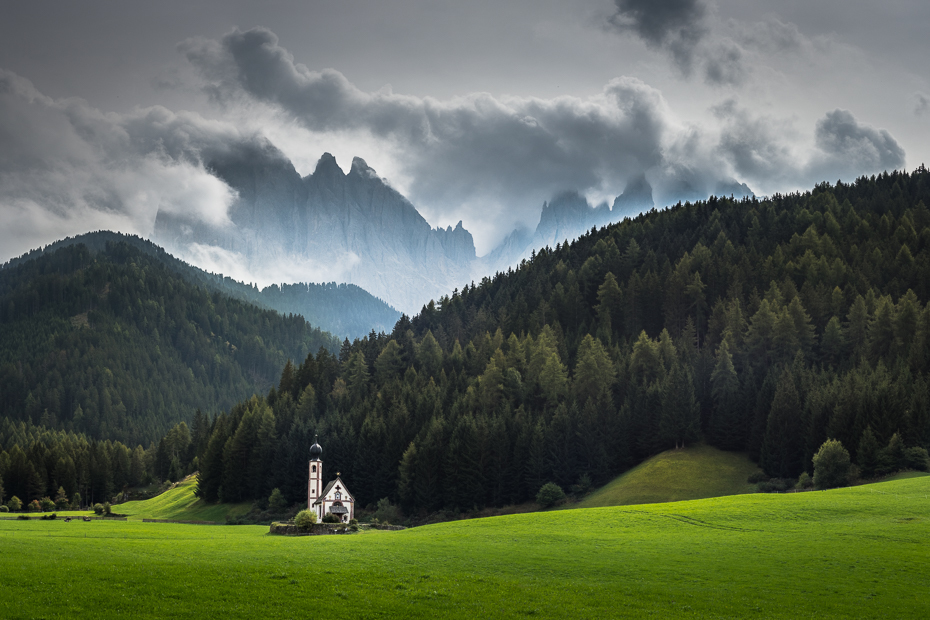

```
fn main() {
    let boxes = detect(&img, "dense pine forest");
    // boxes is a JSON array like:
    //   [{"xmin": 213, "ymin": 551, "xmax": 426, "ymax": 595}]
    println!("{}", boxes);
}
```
[
  {"xmin": 0, "ymin": 417, "xmax": 203, "ymax": 509},
  {"xmin": 4, "ymin": 168, "xmax": 930, "ymax": 515},
  {"xmin": 0, "ymin": 241, "xmax": 340, "ymax": 445}
]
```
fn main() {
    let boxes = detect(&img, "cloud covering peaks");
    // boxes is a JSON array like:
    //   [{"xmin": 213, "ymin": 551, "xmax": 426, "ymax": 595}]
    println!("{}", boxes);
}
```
[
  {"xmin": 181, "ymin": 27, "xmax": 756, "ymax": 245},
  {"xmin": 0, "ymin": 68, "xmax": 265, "ymax": 262}
]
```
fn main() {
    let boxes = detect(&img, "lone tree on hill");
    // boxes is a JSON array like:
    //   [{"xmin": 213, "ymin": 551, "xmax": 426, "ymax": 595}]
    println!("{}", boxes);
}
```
[
  {"xmin": 268, "ymin": 488, "xmax": 288, "ymax": 514},
  {"xmin": 813, "ymin": 439, "xmax": 851, "ymax": 489},
  {"xmin": 536, "ymin": 482, "xmax": 566, "ymax": 508}
]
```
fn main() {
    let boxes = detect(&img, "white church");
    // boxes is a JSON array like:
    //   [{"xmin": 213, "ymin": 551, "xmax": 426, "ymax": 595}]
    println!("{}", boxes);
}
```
[{"xmin": 307, "ymin": 436, "xmax": 355, "ymax": 522}]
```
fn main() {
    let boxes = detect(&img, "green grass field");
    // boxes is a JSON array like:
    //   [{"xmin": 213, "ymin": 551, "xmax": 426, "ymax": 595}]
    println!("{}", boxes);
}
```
[
  {"xmin": 577, "ymin": 443, "xmax": 762, "ymax": 508},
  {"xmin": 1, "ymin": 475, "xmax": 928, "ymax": 619}
]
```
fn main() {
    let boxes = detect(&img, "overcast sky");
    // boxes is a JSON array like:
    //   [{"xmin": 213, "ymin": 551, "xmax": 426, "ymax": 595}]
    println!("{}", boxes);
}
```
[{"xmin": 1, "ymin": 0, "xmax": 928, "ymax": 262}]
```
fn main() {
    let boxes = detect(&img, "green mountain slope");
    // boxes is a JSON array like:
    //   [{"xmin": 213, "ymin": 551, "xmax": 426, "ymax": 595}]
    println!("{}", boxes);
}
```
[
  {"xmin": 577, "ymin": 443, "xmax": 760, "ymax": 508},
  {"xmin": 0, "ymin": 240, "xmax": 341, "ymax": 444},
  {"xmin": 2, "ymin": 476, "xmax": 929, "ymax": 618}
]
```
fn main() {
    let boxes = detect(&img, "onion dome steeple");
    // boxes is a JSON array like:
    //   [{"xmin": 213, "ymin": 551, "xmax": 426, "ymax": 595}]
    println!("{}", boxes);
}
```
[{"xmin": 309, "ymin": 435, "xmax": 322, "ymax": 461}]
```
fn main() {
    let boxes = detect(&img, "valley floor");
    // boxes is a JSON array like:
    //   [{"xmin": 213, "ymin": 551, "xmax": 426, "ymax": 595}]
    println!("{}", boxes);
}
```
[{"xmin": 2, "ymin": 476, "xmax": 929, "ymax": 618}]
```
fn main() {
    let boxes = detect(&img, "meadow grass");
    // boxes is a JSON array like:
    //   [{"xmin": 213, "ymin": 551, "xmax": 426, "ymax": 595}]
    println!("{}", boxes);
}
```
[
  {"xmin": 577, "ymin": 443, "xmax": 762, "ymax": 508},
  {"xmin": 1, "ymin": 475, "xmax": 928, "ymax": 619}
]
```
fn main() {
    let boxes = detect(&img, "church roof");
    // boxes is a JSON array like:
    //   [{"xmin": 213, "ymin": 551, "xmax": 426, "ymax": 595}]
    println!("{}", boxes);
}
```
[
  {"xmin": 329, "ymin": 505, "xmax": 349, "ymax": 514},
  {"xmin": 311, "ymin": 477, "xmax": 354, "ymax": 506}
]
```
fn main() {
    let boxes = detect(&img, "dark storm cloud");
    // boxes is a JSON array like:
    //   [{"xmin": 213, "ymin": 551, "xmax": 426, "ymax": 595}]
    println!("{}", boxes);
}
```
[
  {"xmin": 181, "ymin": 26, "xmax": 912, "ymax": 229},
  {"xmin": 608, "ymin": 0, "xmax": 707, "ymax": 75},
  {"xmin": 607, "ymin": 6, "xmax": 828, "ymax": 89},
  {"xmin": 182, "ymin": 27, "xmax": 682, "ymax": 228}
]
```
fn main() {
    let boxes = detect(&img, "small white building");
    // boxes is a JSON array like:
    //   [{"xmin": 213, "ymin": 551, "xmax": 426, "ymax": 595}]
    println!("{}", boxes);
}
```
[{"xmin": 307, "ymin": 437, "xmax": 355, "ymax": 522}]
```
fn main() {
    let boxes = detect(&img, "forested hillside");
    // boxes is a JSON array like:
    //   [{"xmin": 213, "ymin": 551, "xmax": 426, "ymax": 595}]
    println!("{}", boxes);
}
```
[
  {"xmin": 0, "ymin": 418, "xmax": 197, "ymax": 508},
  {"xmin": 6, "ymin": 169, "xmax": 930, "ymax": 514},
  {"xmin": 0, "ymin": 241, "xmax": 340, "ymax": 445},
  {"xmin": 5, "ymin": 231, "xmax": 400, "ymax": 339},
  {"xmin": 175, "ymin": 167, "xmax": 930, "ymax": 515}
]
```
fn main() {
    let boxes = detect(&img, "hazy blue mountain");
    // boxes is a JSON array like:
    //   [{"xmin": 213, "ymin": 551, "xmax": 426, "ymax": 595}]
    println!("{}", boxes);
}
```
[
  {"xmin": 611, "ymin": 173, "xmax": 655, "ymax": 219},
  {"xmin": 153, "ymin": 143, "xmax": 750, "ymax": 316},
  {"xmin": 155, "ymin": 149, "xmax": 475, "ymax": 315},
  {"xmin": 482, "ymin": 176, "xmax": 657, "ymax": 273}
]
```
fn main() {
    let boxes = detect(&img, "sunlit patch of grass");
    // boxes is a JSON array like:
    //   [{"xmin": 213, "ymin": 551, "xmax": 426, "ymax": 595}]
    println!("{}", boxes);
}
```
[
  {"xmin": 577, "ymin": 443, "xmax": 762, "ymax": 508},
  {"xmin": 117, "ymin": 476, "xmax": 251, "ymax": 522}
]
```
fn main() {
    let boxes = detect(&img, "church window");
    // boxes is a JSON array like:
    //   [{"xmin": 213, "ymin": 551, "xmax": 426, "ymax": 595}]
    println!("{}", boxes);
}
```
[
  {"xmin": 335, "ymin": 492, "xmax": 342, "ymax": 500},
  {"xmin": 312, "ymin": 465, "xmax": 316, "ymax": 472}
]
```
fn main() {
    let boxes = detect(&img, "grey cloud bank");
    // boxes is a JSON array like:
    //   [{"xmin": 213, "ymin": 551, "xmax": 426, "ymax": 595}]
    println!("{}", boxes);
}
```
[
  {"xmin": 176, "ymin": 27, "xmax": 906, "ymax": 244},
  {"xmin": 0, "ymin": 14, "xmax": 915, "ymax": 288}
]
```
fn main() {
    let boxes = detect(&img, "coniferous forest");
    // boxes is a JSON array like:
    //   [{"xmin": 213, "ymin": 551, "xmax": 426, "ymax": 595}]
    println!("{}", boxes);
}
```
[
  {"xmin": 4, "ymin": 168, "xmax": 930, "ymax": 514},
  {"xmin": 0, "ymin": 241, "xmax": 340, "ymax": 445}
]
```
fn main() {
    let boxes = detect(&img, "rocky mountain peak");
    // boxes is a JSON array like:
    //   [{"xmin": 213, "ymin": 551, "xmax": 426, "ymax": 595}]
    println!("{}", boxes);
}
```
[
  {"xmin": 349, "ymin": 156, "xmax": 378, "ymax": 179},
  {"xmin": 313, "ymin": 152, "xmax": 345, "ymax": 177},
  {"xmin": 612, "ymin": 173, "xmax": 654, "ymax": 219}
]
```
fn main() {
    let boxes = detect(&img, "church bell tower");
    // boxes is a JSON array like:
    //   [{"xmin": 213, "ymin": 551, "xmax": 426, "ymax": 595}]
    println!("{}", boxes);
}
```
[{"xmin": 307, "ymin": 435, "xmax": 323, "ymax": 509}]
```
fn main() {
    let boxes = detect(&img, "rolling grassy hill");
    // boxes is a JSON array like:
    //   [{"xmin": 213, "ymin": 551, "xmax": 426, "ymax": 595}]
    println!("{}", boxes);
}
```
[
  {"xmin": 577, "ymin": 443, "xmax": 762, "ymax": 508},
  {"xmin": 1, "ymin": 475, "xmax": 928, "ymax": 618},
  {"xmin": 115, "ymin": 477, "xmax": 252, "ymax": 522}
]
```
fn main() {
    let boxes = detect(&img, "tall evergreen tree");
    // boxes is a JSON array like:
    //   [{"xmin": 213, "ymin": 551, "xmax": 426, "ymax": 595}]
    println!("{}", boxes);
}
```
[{"xmin": 761, "ymin": 370, "xmax": 805, "ymax": 478}]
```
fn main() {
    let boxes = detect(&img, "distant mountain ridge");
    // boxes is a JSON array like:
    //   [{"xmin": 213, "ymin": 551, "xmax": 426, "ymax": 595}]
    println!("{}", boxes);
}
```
[
  {"xmin": 481, "ymin": 174, "xmax": 657, "ymax": 273},
  {"xmin": 154, "ymin": 144, "xmax": 750, "ymax": 313},
  {"xmin": 155, "ymin": 146, "xmax": 475, "ymax": 315}
]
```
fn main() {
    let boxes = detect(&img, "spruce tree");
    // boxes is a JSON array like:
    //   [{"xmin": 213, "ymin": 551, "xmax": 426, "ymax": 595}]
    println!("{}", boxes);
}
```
[
  {"xmin": 659, "ymin": 364, "xmax": 700, "ymax": 450},
  {"xmin": 857, "ymin": 426, "xmax": 880, "ymax": 479},
  {"xmin": 710, "ymin": 341, "xmax": 741, "ymax": 449},
  {"xmin": 761, "ymin": 370, "xmax": 804, "ymax": 478}
]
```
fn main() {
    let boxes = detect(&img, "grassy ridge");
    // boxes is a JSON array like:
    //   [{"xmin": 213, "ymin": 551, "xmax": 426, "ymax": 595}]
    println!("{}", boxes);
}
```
[
  {"xmin": 115, "ymin": 477, "xmax": 251, "ymax": 522},
  {"xmin": 577, "ymin": 443, "xmax": 762, "ymax": 508},
  {"xmin": 1, "ymin": 476, "xmax": 929, "ymax": 618}
]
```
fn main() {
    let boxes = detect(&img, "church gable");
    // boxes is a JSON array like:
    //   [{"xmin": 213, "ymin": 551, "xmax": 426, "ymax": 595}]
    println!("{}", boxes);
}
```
[{"xmin": 322, "ymin": 477, "xmax": 354, "ymax": 503}]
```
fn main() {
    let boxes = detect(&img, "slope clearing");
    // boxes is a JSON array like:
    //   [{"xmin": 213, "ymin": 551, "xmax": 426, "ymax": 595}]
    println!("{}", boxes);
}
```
[
  {"xmin": 578, "ymin": 443, "xmax": 762, "ymax": 508},
  {"xmin": 1, "ymin": 476, "xmax": 928, "ymax": 619}
]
